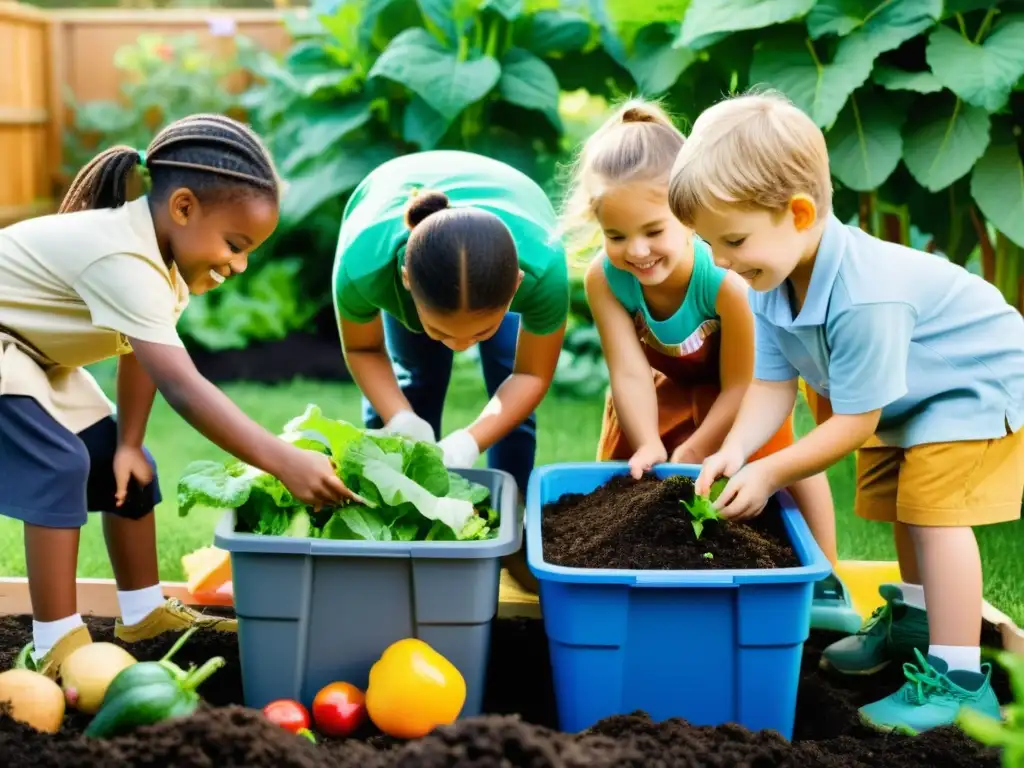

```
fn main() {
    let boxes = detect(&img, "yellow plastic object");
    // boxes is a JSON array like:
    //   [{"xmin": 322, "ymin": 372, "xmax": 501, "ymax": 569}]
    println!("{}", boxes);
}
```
[
  {"xmin": 181, "ymin": 546, "xmax": 233, "ymax": 598},
  {"xmin": 835, "ymin": 560, "xmax": 902, "ymax": 619}
]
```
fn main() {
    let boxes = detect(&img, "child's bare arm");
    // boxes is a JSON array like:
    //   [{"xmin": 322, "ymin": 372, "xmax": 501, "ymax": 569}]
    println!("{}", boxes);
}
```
[
  {"xmin": 716, "ymin": 304, "xmax": 800, "ymax": 462},
  {"xmin": 340, "ymin": 315, "xmax": 411, "ymax": 425},
  {"xmin": 759, "ymin": 409, "xmax": 880, "ymax": 491},
  {"xmin": 128, "ymin": 338, "xmax": 356, "ymax": 508},
  {"xmin": 721, "ymin": 378, "xmax": 798, "ymax": 459},
  {"xmin": 115, "ymin": 351, "xmax": 157, "ymax": 448},
  {"xmin": 695, "ymin": 378, "xmax": 798, "ymax": 497},
  {"xmin": 585, "ymin": 261, "xmax": 661, "ymax": 455},
  {"xmin": 694, "ymin": 303, "xmax": 798, "ymax": 496},
  {"xmin": 130, "ymin": 339, "xmax": 289, "ymax": 469},
  {"xmin": 463, "ymin": 322, "xmax": 565, "ymax": 453}
]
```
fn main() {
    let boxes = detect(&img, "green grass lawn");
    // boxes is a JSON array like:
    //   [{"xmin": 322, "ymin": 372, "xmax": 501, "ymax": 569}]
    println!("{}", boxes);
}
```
[{"xmin": 1, "ymin": 361, "xmax": 1020, "ymax": 625}]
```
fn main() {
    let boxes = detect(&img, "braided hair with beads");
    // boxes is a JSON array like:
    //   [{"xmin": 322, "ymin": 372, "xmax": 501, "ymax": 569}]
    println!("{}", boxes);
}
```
[{"xmin": 59, "ymin": 113, "xmax": 280, "ymax": 214}]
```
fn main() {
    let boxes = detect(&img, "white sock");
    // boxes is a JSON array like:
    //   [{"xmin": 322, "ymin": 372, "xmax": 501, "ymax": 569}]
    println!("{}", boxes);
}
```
[
  {"xmin": 32, "ymin": 614, "xmax": 84, "ymax": 662},
  {"xmin": 929, "ymin": 644, "xmax": 981, "ymax": 674},
  {"xmin": 896, "ymin": 581, "xmax": 926, "ymax": 610},
  {"xmin": 117, "ymin": 585, "xmax": 165, "ymax": 626}
]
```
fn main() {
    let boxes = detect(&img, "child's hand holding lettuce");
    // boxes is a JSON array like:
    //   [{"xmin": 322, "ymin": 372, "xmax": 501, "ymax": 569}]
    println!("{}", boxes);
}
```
[{"xmin": 177, "ymin": 405, "xmax": 498, "ymax": 542}]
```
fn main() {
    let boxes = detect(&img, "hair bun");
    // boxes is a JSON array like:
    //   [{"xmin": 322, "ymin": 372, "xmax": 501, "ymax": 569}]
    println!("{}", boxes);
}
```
[
  {"xmin": 621, "ymin": 106, "xmax": 657, "ymax": 124},
  {"xmin": 405, "ymin": 189, "xmax": 450, "ymax": 228}
]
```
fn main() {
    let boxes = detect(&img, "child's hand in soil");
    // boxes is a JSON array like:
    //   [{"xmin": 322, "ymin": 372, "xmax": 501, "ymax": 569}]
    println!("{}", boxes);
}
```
[
  {"xmin": 628, "ymin": 442, "xmax": 667, "ymax": 479},
  {"xmin": 113, "ymin": 445, "xmax": 154, "ymax": 507},
  {"xmin": 694, "ymin": 445, "xmax": 744, "ymax": 496},
  {"xmin": 711, "ymin": 461, "xmax": 776, "ymax": 520}
]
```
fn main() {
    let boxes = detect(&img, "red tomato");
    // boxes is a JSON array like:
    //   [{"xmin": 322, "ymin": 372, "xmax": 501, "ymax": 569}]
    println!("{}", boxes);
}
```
[
  {"xmin": 313, "ymin": 681, "xmax": 366, "ymax": 737},
  {"xmin": 262, "ymin": 699, "xmax": 310, "ymax": 734}
]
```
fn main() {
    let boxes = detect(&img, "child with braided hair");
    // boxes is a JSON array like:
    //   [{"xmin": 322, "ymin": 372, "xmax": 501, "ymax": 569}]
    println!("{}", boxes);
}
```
[{"xmin": 0, "ymin": 113, "xmax": 357, "ymax": 676}]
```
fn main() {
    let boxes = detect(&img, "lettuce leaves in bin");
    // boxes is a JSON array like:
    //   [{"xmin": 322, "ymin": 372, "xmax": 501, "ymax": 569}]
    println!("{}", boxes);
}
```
[{"xmin": 176, "ymin": 405, "xmax": 498, "ymax": 542}]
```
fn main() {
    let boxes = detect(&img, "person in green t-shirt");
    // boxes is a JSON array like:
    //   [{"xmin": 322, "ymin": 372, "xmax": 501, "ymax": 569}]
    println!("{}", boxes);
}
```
[{"xmin": 332, "ymin": 150, "xmax": 570, "ymax": 492}]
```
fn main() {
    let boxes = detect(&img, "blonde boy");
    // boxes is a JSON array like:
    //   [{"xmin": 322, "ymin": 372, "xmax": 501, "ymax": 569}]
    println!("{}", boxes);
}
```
[{"xmin": 670, "ymin": 90, "xmax": 1023, "ymax": 733}]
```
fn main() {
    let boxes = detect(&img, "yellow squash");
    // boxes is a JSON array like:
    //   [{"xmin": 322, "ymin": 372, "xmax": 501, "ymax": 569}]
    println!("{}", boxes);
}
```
[
  {"xmin": 0, "ymin": 669, "xmax": 65, "ymax": 733},
  {"xmin": 61, "ymin": 642, "xmax": 137, "ymax": 714}
]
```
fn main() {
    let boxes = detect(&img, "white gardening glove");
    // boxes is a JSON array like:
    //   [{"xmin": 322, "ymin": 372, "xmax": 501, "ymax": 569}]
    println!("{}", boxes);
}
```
[
  {"xmin": 438, "ymin": 428, "xmax": 481, "ymax": 468},
  {"xmin": 382, "ymin": 410, "xmax": 436, "ymax": 444}
]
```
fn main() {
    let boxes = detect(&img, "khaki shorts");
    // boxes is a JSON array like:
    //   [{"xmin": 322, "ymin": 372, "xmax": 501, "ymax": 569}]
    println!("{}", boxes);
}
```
[{"xmin": 855, "ymin": 428, "xmax": 1024, "ymax": 527}]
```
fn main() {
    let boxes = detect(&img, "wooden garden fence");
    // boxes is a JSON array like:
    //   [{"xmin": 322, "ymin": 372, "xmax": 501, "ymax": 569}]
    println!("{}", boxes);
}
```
[
  {"xmin": 0, "ymin": 2, "xmax": 291, "ymax": 225},
  {"xmin": 0, "ymin": 1, "xmax": 56, "ymax": 226}
]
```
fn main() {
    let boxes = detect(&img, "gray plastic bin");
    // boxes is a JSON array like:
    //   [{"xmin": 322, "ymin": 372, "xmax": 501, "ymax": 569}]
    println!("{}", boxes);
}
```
[{"xmin": 213, "ymin": 467, "xmax": 521, "ymax": 719}]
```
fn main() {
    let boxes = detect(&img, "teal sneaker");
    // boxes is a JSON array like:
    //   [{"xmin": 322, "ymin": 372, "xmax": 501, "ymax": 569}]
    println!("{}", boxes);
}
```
[
  {"xmin": 859, "ymin": 649, "xmax": 1002, "ymax": 734},
  {"xmin": 810, "ymin": 572, "xmax": 863, "ymax": 634},
  {"xmin": 819, "ymin": 584, "xmax": 929, "ymax": 675}
]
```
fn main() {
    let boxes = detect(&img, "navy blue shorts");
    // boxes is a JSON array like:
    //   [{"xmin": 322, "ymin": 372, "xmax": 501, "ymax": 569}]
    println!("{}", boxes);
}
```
[{"xmin": 0, "ymin": 395, "xmax": 161, "ymax": 528}]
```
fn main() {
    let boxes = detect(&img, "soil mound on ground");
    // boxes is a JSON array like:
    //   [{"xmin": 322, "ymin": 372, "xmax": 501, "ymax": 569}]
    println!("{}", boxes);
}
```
[{"xmin": 0, "ymin": 614, "xmax": 1006, "ymax": 767}]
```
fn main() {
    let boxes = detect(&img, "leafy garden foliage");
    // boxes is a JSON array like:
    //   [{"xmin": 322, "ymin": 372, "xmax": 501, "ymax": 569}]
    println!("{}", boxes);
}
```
[
  {"xmin": 236, "ymin": 0, "xmax": 1023, "ymax": 310},
  {"xmin": 957, "ymin": 645, "xmax": 1024, "ymax": 764},
  {"xmin": 63, "ymin": 1, "xmax": 1024, "ymax": 369},
  {"xmin": 177, "ymin": 404, "xmax": 500, "ymax": 541}
]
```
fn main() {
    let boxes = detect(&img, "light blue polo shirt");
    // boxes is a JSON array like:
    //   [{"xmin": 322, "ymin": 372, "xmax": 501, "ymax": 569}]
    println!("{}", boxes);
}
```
[{"xmin": 750, "ymin": 214, "xmax": 1024, "ymax": 448}]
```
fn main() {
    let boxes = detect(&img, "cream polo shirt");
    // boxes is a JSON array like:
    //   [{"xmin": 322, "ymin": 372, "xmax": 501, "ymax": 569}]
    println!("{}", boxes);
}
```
[{"xmin": 0, "ymin": 196, "xmax": 189, "ymax": 435}]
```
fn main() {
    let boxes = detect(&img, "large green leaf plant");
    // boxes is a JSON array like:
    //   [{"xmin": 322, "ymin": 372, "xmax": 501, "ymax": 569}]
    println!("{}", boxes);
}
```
[
  {"xmin": 649, "ymin": 0, "xmax": 1024, "ymax": 310},
  {"xmin": 236, "ymin": 0, "xmax": 633, "ymax": 233}
]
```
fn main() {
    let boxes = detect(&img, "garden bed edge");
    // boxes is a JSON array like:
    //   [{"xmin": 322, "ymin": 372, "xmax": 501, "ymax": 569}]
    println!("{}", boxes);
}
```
[
  {"xmin": 0, "ymin": 573, "xmax": 1017, "ymax": 651},
  {"xmin": 0, "ymin": 574, "xmax": 545, "ymax": 621}
]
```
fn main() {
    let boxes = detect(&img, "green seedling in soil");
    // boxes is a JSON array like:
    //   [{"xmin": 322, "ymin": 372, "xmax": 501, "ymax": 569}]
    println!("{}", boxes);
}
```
[
  {"xmin": 681, "ymin": 477, "xmax": 729, "ymax": 539},
  {"xmin": 957, "ymin": 648, "xmax": 1024, "ymax": 766},
  {"xmin": 85, "ymin": 626, "xmax": 224, "ymax": 738},
  {"xmin": 703, "ymin": 552, "xmax": 713, "ymax": 560}
]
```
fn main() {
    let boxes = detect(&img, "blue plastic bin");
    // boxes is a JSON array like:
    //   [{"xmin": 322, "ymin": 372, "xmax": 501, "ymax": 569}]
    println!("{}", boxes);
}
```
[
  {"xmin": 214, "ymin": 467, "xmax": 521, "ymax": 718},
  {"xmin": 526, "ymin": 462, "xmax": 831, "ymax": 739}
]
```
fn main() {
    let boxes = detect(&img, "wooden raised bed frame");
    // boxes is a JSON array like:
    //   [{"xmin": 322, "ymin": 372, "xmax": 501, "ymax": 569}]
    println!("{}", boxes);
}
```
[
  {"xmin": 0, "ymin": 569, "xmax": 1020, "ymax": 656},
  {"xmin": 0, "ymin": 571, "xmax": 543, "ymax": 621}
]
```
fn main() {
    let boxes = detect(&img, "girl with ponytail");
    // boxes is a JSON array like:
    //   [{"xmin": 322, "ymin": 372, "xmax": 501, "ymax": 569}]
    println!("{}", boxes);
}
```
[
  {"xmin": 0, "ymin": 113, "xmax": 356, "ymax": 676},
  {"xmin": 562, "ymin": 99, "xmax": 856, "ymax": 630},
  {"xmin": 332, "ymin": 150, "xmax": 569, "ymax": 496}
]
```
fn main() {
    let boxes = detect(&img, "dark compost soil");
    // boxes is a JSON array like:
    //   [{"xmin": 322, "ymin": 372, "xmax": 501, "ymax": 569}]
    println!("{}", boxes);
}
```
[
  {"xmin": 0, "ymin": 613, "xmax": 1009, "ymax": 767},
  {"xmin": 542, "ymin": 474, "xmax": 801, "ymax": 570}
]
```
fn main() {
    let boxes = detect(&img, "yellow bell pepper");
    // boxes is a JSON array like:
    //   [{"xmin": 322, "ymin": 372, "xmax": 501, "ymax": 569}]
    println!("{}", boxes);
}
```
[{"xmin": 365, "ymin": 638, "xmax": 466, "ymax": 739}]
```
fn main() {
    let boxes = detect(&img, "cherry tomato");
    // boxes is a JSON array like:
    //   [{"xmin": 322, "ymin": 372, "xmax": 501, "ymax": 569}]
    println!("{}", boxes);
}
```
[
  {"xmin": 313, "ymin": 681, "xmax": 366, "ymax": 737},
  {"xmin": 262, "ymin": 699, "xmax": 310, "ymax": 734}
]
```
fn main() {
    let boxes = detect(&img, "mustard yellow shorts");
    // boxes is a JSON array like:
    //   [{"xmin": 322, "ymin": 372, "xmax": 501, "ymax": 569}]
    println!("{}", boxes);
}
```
[{"xmin": 855, "ymin": 428, "xmax": 1024, "ymax": 527}]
